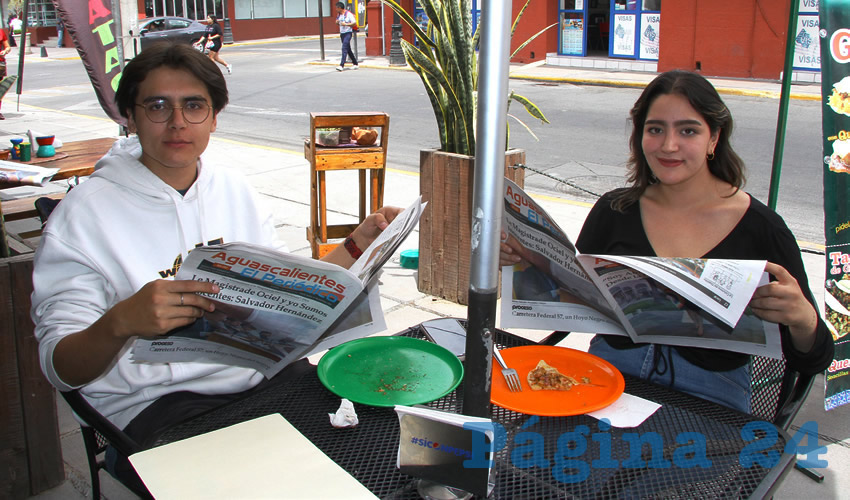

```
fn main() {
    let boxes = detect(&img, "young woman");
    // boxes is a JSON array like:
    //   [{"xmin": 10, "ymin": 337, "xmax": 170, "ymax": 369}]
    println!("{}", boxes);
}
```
[
  {"xmin": 198, "ymin": 14, "xmax": 231, "ymax": 74},
  {"xmin": 501, "ymin": 70, "xmax": 833, "ymax": 413}
]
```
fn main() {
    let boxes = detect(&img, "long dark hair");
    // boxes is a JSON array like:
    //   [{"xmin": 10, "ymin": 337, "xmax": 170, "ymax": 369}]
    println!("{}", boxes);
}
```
[
  {"xmin": 612, "ymin": 69, "xmax": 746, "ymax": 211},
  {"xmin": 114, "ymin": 42, "xmax": 228, "ymax": 120}
]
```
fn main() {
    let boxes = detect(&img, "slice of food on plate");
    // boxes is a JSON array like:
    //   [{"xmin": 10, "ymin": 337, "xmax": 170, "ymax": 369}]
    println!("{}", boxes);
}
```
[{"xmin": 527, "ymin": 360, "xmax": 579, "ymax": 391}]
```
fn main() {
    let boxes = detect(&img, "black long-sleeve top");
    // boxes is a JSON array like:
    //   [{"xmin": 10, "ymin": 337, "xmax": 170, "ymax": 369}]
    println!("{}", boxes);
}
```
[{"xmin": 576, "ymin": 189, "xmax": 834, "ymax": 375}]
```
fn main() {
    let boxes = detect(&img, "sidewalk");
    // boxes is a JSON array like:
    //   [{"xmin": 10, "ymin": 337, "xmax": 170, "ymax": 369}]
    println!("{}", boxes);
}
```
[{"xmin": 4, "ymin": 43, "xmax": 843, "ymax": 500}]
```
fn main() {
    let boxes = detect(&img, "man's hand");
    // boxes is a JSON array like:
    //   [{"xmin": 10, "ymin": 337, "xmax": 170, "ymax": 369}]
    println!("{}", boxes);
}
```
[
  {"xmin": 52, "ymin": 278, "xmax": 222, "ymax": 387},
  {"xmin": 321, "ymin": 206, "xmax": 402, "ymax": 268},
  {"xmin": 109, "ymin": 279, "xmax": 221, "ymax": 340},
  {"xmin": 350, "ymin": 205, "xmax": 402, "ymax": 249}
]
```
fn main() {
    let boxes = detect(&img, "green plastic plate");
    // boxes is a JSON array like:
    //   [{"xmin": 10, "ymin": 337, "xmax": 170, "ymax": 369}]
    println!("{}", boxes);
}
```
[{"xmin": 317, "ymin": 336, "xmax": 464, "ymax": 407}]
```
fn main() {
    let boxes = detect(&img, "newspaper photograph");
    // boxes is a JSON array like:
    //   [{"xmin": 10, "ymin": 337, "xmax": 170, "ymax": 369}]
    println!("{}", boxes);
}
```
[
  {"xmin": 499, "ymin": 179, "xmax": 782, "ymax": 358},
  {"xmin": 579, "ymin": 257, "xmax": 781, "ymax": 358},
  {"xmin": 583, "ymin": 254, "xmax": 766, "ymax": 329}
]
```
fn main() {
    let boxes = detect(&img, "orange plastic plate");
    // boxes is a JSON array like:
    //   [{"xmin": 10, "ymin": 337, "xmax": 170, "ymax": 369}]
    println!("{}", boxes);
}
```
[{"xmin": 490, "ymin": 345, "xmax": 625, "ymax": 416}]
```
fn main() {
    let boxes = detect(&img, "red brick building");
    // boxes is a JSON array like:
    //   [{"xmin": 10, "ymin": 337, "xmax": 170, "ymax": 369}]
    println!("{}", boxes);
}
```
[{"xmin": 127, "ymin": 0, "xmax": 818, "ymax": 81}]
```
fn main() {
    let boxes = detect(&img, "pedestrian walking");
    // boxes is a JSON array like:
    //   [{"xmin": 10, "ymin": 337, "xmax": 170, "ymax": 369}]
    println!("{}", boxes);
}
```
[
  {"xmin": 0, "ymin": 26, "xmax": 11, "ymax": 120},
  {"xmin": 7, "ymin": 14, "xmax": 16, "ymax": 47},
  {"xmin": 196, "ymin": 14, "xmax": 231, "ymax": 74},
  {"xmin": 335, "ymin": 2, "xmax": 358, "ymax": 71},
  {"xmin": 57, "ymin": 17, "xmax": 64, "ymax": 48}
]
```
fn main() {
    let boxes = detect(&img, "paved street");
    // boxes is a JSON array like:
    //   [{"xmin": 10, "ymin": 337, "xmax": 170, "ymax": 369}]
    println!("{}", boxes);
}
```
[{"xmin": 9, "ymin": 37, "xmax": 827, "ymax": 246}]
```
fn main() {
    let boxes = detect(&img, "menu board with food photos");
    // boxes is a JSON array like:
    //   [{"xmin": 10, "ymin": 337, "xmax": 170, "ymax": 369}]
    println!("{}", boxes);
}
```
[{"xmin": 820, "ymin": 0, "xmax": 850, "ymax": 411}]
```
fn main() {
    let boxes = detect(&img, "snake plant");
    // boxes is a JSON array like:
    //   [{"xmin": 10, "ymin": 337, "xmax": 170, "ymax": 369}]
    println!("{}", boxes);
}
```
[{"xmin": 381, "ymin": 0, "xmax": 552, "ymax": 156}]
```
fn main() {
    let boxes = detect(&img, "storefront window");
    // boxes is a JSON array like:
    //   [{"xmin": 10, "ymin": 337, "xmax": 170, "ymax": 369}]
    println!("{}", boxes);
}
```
[
  {"xmin": 27, "ymin": 0, "xmax": 59, "ymax": 27},
  {"xmin": 614, "ymin": 0, "xmax": 637, "ymax": 10},
  {"xmin": 643, "ymin": 0, "xmax": 661, "ymax": 10},
  {"xmin": 235, "ymin": 0, "xmax": 252, "ymax": 19},
  {"xmin": 252, "ymin": 0, "xmax": 282, "ymax": 18},
  {"xmin": 145, "ymin": 0, "xmax": 223, "ymax": 19},
  {"xmin": 306, "ymin": 0, "xmax": 332, "ymax": 18},
  {"xmin": 560, "ymin": 12, "xmax": 583, "ymax": 55}
]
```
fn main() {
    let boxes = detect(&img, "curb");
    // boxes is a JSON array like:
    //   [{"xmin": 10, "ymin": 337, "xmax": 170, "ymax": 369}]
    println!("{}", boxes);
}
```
[{"xmin": 310, "ymin": 59, "xmax": 822, "ymax": 102}]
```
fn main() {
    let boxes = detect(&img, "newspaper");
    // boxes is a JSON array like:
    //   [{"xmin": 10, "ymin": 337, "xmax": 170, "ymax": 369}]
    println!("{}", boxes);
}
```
[
  {"xmin": 132, "ymin": 197, "xmax": 426, "ymax": 377},
  {"xmin": 0, "ymin": 161, "xmax": 59, "ymax": 186},
  {"xmin": 500, "ymin": 179, "xmax": 781, "ymax": 359}
]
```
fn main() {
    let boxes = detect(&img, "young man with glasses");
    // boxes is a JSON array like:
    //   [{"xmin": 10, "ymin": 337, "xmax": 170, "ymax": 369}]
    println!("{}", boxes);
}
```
[{"xmin": 31, "ymin": 42, "xmax": 398, "ymax": 494}]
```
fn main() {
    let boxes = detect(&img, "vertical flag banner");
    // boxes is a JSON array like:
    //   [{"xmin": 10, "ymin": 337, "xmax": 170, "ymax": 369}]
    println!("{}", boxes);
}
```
[
  {"xmin": 820, "ymin": 0, "xmax": 850, "ymax": 411},
  {"xmin": 52, "ymin": 0, "xmax": 126, "ymax": 127}
]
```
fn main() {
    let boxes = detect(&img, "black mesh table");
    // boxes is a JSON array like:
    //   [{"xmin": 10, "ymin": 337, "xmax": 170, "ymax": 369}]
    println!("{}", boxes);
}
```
[{"xmin": 155, "ymin": 325, "xmax": 794, "ymax": 499}]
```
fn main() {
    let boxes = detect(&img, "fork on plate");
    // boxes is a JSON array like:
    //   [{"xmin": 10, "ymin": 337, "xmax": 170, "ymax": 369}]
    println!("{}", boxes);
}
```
[{"xmin": 493, "ymin": 346, "xmax": 522, "ymax": 392}]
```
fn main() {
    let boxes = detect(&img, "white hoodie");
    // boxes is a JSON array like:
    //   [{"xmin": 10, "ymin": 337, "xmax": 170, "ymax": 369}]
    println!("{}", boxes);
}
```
[{"xmin": 32, "ymin": 137, "xmax": 285, "ymax": 429}]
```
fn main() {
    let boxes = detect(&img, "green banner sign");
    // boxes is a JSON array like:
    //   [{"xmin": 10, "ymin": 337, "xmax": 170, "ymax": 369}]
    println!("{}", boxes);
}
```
[{"xmin": 821, "ymin": 0, "xmax": 850, "ymax": 410}]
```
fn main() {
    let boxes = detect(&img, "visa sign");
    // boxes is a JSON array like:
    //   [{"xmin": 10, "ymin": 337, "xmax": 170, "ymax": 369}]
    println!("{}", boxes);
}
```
[{"xmin": 831, "ymin": 28, "xmax": 850, "ymax": 63}]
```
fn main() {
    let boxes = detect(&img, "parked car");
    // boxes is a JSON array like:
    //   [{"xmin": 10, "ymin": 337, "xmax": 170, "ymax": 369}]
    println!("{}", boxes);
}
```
[{"xmin": 137, "ymin": 16, "xmax": 208, "ymax": 50}]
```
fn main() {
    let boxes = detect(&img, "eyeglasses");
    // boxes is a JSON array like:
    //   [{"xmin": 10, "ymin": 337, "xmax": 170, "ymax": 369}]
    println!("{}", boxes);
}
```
[{"xmin": 135, "ymin": 99, "xmax": 212, "ymax": 124}]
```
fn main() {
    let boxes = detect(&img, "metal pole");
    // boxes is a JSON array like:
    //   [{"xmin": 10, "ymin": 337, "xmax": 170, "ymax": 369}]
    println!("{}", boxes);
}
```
[
  {"xmin": 110, "ymin": 0, "xmax": 124, "ymax": 64},
  {"xmin": 389, "ymin": 9, "xmax": 404, "ymax": 65},
  {"xmin": 15, "ymin": 0, "xmax": 29, "ymax": 111},
  {"xmin": 462, "ymin": 0, "xmax": 511, "ymax": 418},
  {"xmin": 318, "ymin": 0, "xmax": 326, "ymax": 61},
  {"xmin": 380, "ymin": 0, "xmax": 386, "ymax": 55},
  {"xmin": 768, "ymin": 0, "xmax": 800, "ymax": 210}
]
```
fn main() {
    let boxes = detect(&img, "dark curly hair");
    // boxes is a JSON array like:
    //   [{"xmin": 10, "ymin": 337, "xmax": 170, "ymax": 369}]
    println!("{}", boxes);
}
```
[
  {"xmin": 612, "ymin": 69, "xmax": 746, "ymax": 211},
  {"xmin": 114, "ymin": 42, "xmax": 228, "ymax": 121}
]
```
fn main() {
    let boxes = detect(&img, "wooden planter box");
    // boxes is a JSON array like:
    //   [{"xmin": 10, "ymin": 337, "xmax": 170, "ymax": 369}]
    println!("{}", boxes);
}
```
[
  {"xmin": 0, "ymin": 254, "xmax": 64, "ymax": 498},
  {"xmin": 418, "ymin": 149, "xmax": 525, "ymax": 305}
]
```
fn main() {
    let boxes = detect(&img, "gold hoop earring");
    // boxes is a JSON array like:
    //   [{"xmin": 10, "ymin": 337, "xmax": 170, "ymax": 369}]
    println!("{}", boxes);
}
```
[{"xmin": 707, "ymin": 152, "xmax": 715, "ymax": 161}]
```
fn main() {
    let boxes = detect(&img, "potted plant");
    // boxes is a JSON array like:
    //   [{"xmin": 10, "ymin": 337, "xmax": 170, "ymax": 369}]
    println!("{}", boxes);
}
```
[{"xmin": 382, "ymin": 0, "xmax": 552, "ymax": 304}]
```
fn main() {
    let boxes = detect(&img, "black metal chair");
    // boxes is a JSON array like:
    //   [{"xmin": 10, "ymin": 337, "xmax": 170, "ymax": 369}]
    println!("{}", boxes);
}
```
[
  {"xmin": 59, "ymin": 389, "xmax": 148, "ymax": 499},
  {"xmin": 749, "ymin": 355, "xmax": 822, "ymax": 482}
]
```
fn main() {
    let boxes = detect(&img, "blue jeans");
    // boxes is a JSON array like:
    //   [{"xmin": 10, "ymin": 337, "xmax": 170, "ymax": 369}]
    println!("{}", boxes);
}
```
[
  {"xmin": 588, "ymin": 336, "xmax": 752, "ymax": 413},
  {"xmin": 57, "ymin": 28, "xmax": 63, "ymax": 47},
  {"xmin": 340, "ymin": 31, "xmax": 357, "ymax": 67}
]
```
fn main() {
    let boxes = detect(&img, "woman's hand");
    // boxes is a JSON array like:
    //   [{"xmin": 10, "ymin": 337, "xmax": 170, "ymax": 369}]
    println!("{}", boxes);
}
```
[
  {"xmin": 749, "ymin": 262, "xmax": 818, "ymax": 352},
  {"xmin": 499, "ymin": 231, "xmax": 524, "ymax": 267},
  {"xmin": 499, "ymin": 231, "xmax": 548, "ymax": 269}
]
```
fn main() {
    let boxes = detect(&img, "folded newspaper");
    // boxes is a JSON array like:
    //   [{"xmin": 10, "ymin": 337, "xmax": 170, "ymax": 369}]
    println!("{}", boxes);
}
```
[
  {"xmin": 132, "ymin": 197, "xmax": 426, "ymax": 377},
  {"xmin": 0, "ymin": 161, "xmax": 59, "ymax": 186},
  {"xmin": 500, "ymin": 179, "xmax": 781, "ymax": 359}
]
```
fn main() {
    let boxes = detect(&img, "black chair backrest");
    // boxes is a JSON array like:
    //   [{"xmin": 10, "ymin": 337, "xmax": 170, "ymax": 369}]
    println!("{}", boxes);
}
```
[
  {"xmin": 749, "ymin": 355, "xmax": 814, "ymax": 429},
  {"xmin": 59, "ymin": 389, "xmax": 142, "ymax": 457}
]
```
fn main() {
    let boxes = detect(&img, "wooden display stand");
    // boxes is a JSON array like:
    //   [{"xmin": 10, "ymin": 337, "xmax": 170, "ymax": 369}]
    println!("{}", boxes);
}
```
[{"xmin": 304, "ymin": 112, "xmax": 389, "ymax": 259}]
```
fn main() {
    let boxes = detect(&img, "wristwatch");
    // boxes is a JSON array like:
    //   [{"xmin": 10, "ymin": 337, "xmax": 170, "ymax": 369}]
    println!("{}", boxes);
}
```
[{"xmin": 343, "ymin": 235, "xmax": 363, "ymax": 259}]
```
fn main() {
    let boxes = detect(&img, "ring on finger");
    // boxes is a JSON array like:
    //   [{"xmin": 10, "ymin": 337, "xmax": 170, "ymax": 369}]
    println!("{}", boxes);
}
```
[{"xmin": 180, "ymin": 293, "xmax": 184, "ymax": 306}]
